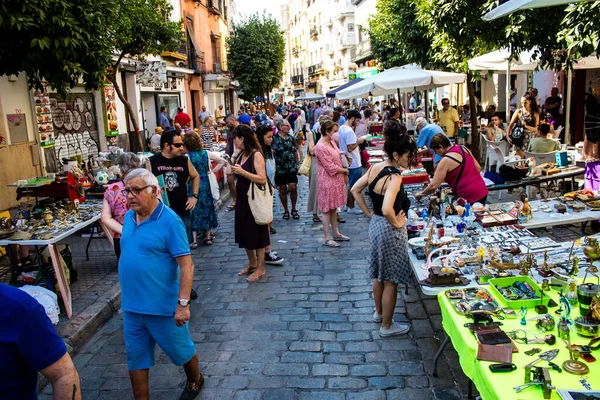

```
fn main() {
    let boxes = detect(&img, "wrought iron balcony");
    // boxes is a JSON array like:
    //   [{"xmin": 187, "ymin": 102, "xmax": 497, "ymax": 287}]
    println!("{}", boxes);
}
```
[
  {"xmin": 291, "ymin": 75, "xmax": 304, "ymax": 84},
  {"xmin": 308, "ymin": 62, "xmax": 324, "ymax": 77}
]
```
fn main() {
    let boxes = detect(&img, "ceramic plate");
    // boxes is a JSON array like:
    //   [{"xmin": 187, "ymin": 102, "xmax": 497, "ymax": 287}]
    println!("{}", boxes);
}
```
[{"xmin": 408, "ymin": 237, "xmax": 427, "ymax": 248}]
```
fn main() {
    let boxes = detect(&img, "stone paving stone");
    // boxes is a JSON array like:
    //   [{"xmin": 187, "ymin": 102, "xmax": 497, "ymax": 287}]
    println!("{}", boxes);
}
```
[
  {"xmin": 327, "ymin": 377, "xmax": 368, "ymax": 389},
  {"xmin": 57, "ymin": 176, "xmax": 479, "ymax": 399},
  {"xmin": 312, "ymin": 364, "xmax": 349, "ymax": 376},
  {"xmin": 347, "ymin": 390, "xmax": 387, "ymax": 400}
]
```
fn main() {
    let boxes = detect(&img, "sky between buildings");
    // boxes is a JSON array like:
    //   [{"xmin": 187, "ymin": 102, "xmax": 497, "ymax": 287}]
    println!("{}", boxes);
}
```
[{"xmin": 233, "ymin": 0, "xmax": 286, "ymax": 23}]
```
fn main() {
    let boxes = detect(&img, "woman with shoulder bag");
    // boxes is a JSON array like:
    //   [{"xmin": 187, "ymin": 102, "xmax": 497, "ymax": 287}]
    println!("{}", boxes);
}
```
[
  {"xmin": 228, "ymin": 125, "xmax": 270, "ymax": 282},
  {"xmin": 415, "ymin": 134, "xmax": 488, "ymax": 205},
  {"xmin": 183, "ymin": 132, "xmax": 226, "ymax": 248},
  {"xmin": 508, "ymin": 94, "xmax": 540, "ymax": 159}
]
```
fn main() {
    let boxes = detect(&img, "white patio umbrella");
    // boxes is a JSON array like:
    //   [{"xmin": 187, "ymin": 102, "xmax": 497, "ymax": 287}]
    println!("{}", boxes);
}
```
[
  {"xmin": 334, "ymin": 64, "xmax": 466, "ymax": 100},
  {"xmin": 467, "ymin": 48, "xmax": 538, "ymax": 121},
  {"xmin": 482, "ymin": 0, "xmax": 588, "ymax": 21}
]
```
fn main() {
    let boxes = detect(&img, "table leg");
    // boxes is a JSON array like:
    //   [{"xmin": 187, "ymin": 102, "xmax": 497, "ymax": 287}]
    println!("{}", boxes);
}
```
[
  {"xmin": 432, "ymin": 335, "xmax": 449, "ymax": 377},
  {"xmin": 85, "ymin": 223, "xmax": 96, "ymax": 261},
  {"xmin": 48, "ymin": 244, "xmax": 72, "ymax": 318},
  {"xmin": 7, "ymin": 245, "xmax": 19, "ymax": 285}
]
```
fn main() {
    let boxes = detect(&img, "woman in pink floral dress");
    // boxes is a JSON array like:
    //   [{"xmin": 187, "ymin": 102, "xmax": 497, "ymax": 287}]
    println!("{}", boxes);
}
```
[
  {"xmin": 101, "ymin": 153, "xmax": 140, "ymax": 259},
  {"xmin": 315, "ymin": 119, "xmax": 349, "ymax": 247}
]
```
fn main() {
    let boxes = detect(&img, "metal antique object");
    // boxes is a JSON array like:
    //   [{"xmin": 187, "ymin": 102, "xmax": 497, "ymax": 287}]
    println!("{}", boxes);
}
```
[
  {"xmin": 515, "ymin": 365, "xmax": 554, "ymax": 399},
  {"xmin": 562, "ymin": 338, "xmax": 590, "ymax": 375},
  {"xmin": 584, "ymin": 237, "xmax": 600, "ymax": 273},
  {"xmin": 577, "ymin": 270, "xmax": 600, "ymax": 315}
]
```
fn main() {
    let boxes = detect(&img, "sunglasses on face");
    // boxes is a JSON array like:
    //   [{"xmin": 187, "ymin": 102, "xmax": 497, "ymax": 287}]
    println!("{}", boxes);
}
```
[
  {"xmin": 442, "ymin": 103, "xmax": 449, "ymax": 106},
  {"xmin": 170, "ymin": 142, "xmax": 183, "ymax": 148},
  {"xmin": 121, "ymin": 185, "xmax": 153, "ymax": 197}
]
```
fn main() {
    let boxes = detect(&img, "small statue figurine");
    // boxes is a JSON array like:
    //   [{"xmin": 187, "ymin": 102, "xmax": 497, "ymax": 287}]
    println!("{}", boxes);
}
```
[
  {"xmin": 519, "ymin": 259, "xmax": 530, "ymax": 276},
  {"xmin": 572, "ymin": 256, "xmax": 580, "ymax": 276},
  {"xmin": 542, "ymin": 251, "xmax": 549, "ymax": 270},
  {"xmin": 566, "ymin": 279, "xmax": 578, "ymax": 306},
  {"xmin": 558, "ymin": 317, "xmax": 570, "ymax": 340},
  {"xmin": 42, "ymin": 208, "xmax": 53, "ymax": 227},
  {"xmin": 519, "ymin": 306, "xmax": 528, "ymax": 326},
  {"xmin": 520, "ymin": 195, "xmax": 533, "ymax": 220}
]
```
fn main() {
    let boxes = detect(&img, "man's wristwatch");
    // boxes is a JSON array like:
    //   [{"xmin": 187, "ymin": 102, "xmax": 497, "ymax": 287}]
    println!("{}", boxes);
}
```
[
  {"xmin": 178, "ymin": 299, "xmax": 189, "ymax": 307},
  {"xmin": 191, "ymin": 193, "xmax": 198, "ymax": 199}
]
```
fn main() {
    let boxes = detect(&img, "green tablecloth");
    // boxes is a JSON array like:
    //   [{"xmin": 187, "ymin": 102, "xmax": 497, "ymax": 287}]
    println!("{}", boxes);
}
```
[{"xmin": 438, "ymin": 288, "xmax": 599, "ymax": 400}]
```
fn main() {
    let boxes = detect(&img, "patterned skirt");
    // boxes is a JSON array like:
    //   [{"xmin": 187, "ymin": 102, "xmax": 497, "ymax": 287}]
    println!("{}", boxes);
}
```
[{"xmin": 368, "ymin": 215, "xmax": 412, "ymax": 285}]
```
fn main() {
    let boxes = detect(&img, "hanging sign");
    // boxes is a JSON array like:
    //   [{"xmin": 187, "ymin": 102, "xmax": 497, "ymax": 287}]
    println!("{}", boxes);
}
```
[
  {"xmin": 104, "ymin": 84, "xmax": 119, "ymax": 136},
  {"xmin": 33, "ymin": 89, "xmax": 55, "ymax": 148},
  {"xmin": 136, "ymin": 61, "xmax": 167, "ymax": 87}
]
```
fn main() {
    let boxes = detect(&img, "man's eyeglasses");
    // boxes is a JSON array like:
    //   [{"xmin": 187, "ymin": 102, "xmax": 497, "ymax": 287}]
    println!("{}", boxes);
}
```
[
  {"xmin": 170, "ymin": 142, "xmax": 184, "ymax": 148},
  {"xmin": 121, "ymin": 185, "xmax": 153, "ymax": 197},
  {"xmin": 442, "ymin": 102, "xmax": 449, "ymax": 106}
]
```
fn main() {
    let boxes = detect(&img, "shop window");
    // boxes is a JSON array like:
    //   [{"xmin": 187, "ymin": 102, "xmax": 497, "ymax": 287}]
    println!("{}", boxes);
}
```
[{"xmin": 347, "ymin": 23, "xmax": 354, "ymax": 32}]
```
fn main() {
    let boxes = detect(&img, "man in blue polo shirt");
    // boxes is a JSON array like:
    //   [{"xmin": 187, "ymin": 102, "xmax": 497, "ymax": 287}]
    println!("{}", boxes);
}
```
[
  {"xmin": 415, "ymin": 117, "xmax": 446, "ymax": 165},
  {"xmin": 119, "ymin": 168, "xmax": 203, "ymax": 400},
  {"xmin": 0, "ymin": 283, "xmax": 81, "ymax": 399}
]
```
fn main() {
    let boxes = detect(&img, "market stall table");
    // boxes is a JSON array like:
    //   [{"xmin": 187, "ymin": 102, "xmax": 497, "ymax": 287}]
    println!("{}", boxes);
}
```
[
  {"xmin": 438, "ymin": 286, "xmax": 597, "ymax": 400},
  {"xmin": 487, "ymin": 166, "xmax": 584, "ymax": 193},
  {"xmin": 0, "ymin": 203, "xmax": 103, "ymax": 318}
]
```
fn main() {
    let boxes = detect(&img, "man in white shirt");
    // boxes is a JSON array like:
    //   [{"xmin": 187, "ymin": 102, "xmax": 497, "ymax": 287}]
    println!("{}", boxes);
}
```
[
  {"xmin": 198, "ymin": 106, "xmax": 211, "ymax": 125},
  {"xmin": 338, "ymin": 109, "xmax": 365, "ymax": 214}
]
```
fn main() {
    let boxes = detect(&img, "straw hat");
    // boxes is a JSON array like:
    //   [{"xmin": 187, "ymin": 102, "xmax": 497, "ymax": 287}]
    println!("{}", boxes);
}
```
[{"xmin": 154, "ymin": 127, "xmax": 163, "ymax": 134}]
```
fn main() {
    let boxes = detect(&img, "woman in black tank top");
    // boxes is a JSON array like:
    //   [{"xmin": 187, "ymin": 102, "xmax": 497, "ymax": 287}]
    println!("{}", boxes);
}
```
[{"xmin": 351, "ymin": 122, "xmax": 417, "ymax": 337}]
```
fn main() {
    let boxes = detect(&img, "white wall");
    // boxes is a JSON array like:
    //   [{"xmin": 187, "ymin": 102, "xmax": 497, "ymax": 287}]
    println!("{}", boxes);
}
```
[{"xmin": 0, "ymin": 74, "xmax": 37, "ymax": 144}]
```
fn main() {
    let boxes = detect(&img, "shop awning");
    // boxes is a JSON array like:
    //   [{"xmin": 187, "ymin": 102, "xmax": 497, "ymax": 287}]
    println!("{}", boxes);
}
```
[
  {"xmin": 166, "ymin": 66, "xmax": 195, "ymax": 75},
  {"xmin": 335, "ymin": 64, "xmax": 465, "ymax": 99},
  {"xmin": 295, "ymin": 93, "xmax": 325, "ymax": 101},
  {"xmin": 482, "ymin": 0, "xmax": 588, "ymax": 21},
  {"xmin": 326, "ymin": 78, "xmax": 364, "ymax": 98}
]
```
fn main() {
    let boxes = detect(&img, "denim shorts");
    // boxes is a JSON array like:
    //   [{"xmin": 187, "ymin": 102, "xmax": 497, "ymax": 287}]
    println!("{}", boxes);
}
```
[
  {"xmin": 123, "ymin": 311, "xmax": 196, "ymax": 371},
  {"xmin": 348, "ymin": 167, "xmax": 362, "ymax": 188}
]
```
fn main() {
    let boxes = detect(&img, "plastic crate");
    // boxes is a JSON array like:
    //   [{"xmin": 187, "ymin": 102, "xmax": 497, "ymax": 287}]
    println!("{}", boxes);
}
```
[{"xmin": 488, "ymin": 276, "xmax": 549, "ymax": 309}]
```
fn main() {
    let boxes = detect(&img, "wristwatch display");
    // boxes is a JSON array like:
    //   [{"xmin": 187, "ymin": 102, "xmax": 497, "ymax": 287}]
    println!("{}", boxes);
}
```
[{"xmin": 178, "ymin": 299, "xmax": 189, "ymax": 307}]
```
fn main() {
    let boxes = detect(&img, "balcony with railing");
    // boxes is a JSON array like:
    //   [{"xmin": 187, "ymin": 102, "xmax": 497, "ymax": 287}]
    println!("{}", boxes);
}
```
[
  {"xmin": 161, "ymin": 39, "xmax": 187, "ymax": 61},
  {"xmin": 292, "ymin": 47, "xmax": 300, "ymax": 57},
  {"xmin": 291, "ymin": 75, "xmax": 304, "ymax": 85},
  {"xmin": 308, "ymin": 62, "xmax": 324, "ymax": 77},
  {"xmin": 309, "ymin": 26, "xmax": 319, "ymax": 41},
  {"xmin": 335, "ymin": 32, "xmax": 356, "ymax": 50}
]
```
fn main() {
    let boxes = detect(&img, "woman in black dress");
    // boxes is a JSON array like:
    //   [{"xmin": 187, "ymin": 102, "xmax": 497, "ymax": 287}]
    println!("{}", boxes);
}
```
[{"xmin": 228, "ymin": 125, "xmax": 270, "ymax": 282}]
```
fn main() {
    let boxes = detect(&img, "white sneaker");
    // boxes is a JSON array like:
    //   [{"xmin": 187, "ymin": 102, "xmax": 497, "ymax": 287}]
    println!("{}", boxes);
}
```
[
  {"xmin": 379, "ymin": 322, "xmax": 411, "ymax": 337},
  {"xmin": 373, "ymin": 311, "xmax": 382, "ymax": 323}
]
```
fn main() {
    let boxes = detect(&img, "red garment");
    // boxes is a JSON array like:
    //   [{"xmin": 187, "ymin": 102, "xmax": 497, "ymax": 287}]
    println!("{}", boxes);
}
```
[
  {"xmin": 444, "ymin": 145, "xmax": 488, "ymax": 203},
  {"xmin": 174, "ymin": 112, "xmax": 191, "ymax": 127},
  {"xmin": 315, "ymin": 140, "xmax": 346, "ymax": 212}
]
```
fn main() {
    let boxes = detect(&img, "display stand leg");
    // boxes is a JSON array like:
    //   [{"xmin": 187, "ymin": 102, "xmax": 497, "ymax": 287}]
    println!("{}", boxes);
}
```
[
  {"xmin": 432, "ymin": 335, "xmax": 449, "ymax": 377},
  {"xmin": 85, "ymin": 223, "xmax": 96, "ymax": 261},
  {"xmin": 48, "ymin": 244, "xmax": 72, "ymax": 318},
  {"xmin": 7, "ymin": 245, "xmax": 19, "ymax": 284}
]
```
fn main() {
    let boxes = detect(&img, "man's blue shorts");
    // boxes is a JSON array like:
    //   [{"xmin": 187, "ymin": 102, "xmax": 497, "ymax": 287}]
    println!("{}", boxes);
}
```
[
  {"xmin": 348, "ymin": 167, "xmax": 362, "ymax": 188},
  {"xmin": 123, "ymin": 311, "xmax": 196, "ymax": 371}
]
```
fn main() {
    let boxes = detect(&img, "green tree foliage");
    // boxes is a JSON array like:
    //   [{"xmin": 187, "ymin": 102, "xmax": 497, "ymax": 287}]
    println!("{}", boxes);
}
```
[
  {"xmin": 0, "ymin": 0, "xmax": 182, "ymax": 152},
  {"xmin": 558, "ymin": 1, "xmax": 600, "ymax": 68},
  {"xmin": 227, "ymin": 13, "xmax": 286, "ymax": 101},
  {"xmin": 367, "ymin": 0, "xmax": 434, "ymax": 69},
  {"xmin": 106, "ymin": 0, "xmax": 183, "ymax": 151},
  {"xmin": 0, "ymin": 0, "xmax": 113, "ymax": 93}
]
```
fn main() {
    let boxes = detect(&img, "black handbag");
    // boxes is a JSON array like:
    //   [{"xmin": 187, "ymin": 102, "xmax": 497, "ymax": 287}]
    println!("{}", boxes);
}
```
[{"xmin": 510, "ymin": 119, "xmax": 524, "ymax": 147}]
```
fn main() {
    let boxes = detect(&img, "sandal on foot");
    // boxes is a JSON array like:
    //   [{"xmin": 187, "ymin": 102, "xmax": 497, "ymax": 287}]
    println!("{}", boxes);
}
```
[
  {"xmin": 190, "ymin": 242, "xmax": 199, "ymax": 249},
  {"xmin": 333, "ymin": 234, "xmax": 350, "ymax": 241},
  {"xmin": 247, "ymin": 270, "xmax": 266, "ymax": 282},
  {"xmin": 291, "ymin": 210, "xmax": 300, "ymax": 219},
  {"xmin": 322, "ymin": 239, "xmax": 341, "ymax": 248},
  {"xmin": 203, "ymin": 238, "xmax": 213, "ymax": 246},
  {"xmin": 227, "ymin": 204, "xmax": 236, "ymax": 209},
  {"xmin": 283, "ymin": 212, "xmax": 290, "ymax": 220},
  {"xmin": 312, "ymin": 215, "xmax": 321, "ymax": 223},
  {"xmin": 238, "ymin": 264, "xmax": 256, "ymax": 276},
  {"xmin": 337, "ymin": 216, "xmax": 346, "ymax": 223}
]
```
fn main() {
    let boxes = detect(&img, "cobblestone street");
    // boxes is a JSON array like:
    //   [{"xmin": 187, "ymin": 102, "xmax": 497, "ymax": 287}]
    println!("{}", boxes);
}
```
[{"xmin": 39, "ymin": 176, "xmax": 473, "ymax": 400}]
